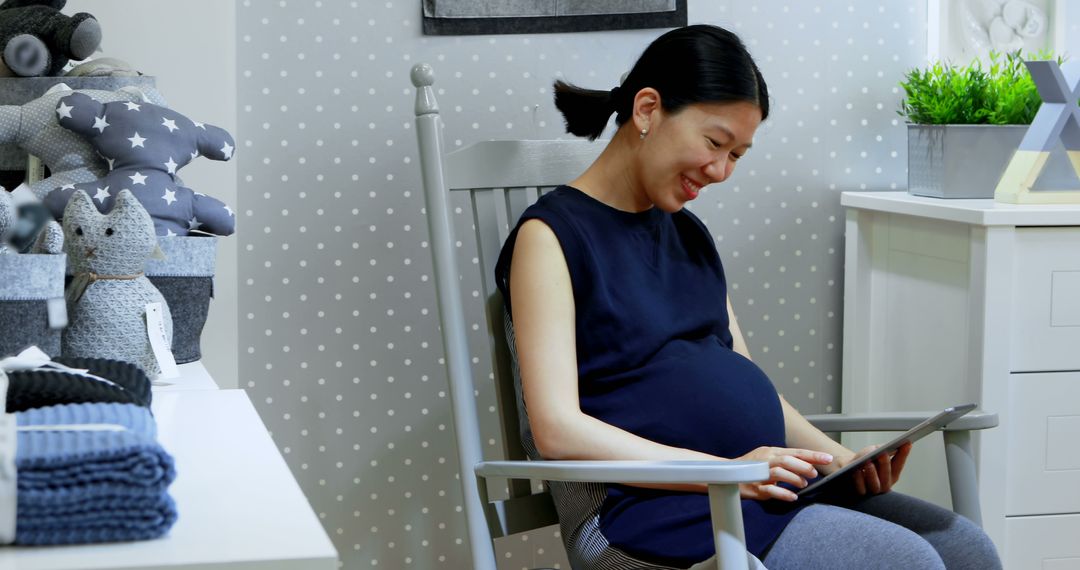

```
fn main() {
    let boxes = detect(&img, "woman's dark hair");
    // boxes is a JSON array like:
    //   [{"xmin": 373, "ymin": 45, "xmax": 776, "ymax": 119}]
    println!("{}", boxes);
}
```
[{"xmin": 554, "ymin": 24, "xmax": 769, "ymax": 141}]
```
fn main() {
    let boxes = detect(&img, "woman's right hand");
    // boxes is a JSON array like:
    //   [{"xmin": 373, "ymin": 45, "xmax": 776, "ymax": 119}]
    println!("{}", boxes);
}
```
[{"xmin": 735, "ymin": 446, "xmax": 834, "ymax": 502}]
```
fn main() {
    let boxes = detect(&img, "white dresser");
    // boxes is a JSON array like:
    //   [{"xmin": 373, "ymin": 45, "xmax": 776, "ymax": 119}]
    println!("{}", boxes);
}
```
[{"xmin": 840, "ymin": 191, "xmax": 1080, "ymax": 568}]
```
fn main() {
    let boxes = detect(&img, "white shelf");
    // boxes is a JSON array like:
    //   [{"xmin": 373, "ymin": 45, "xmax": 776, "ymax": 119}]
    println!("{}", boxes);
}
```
[
  {"xmin": 0, "ymin": 371, "xmax": 337, "ymax": 569},
  {"xmin": 841, "ymin": 191, "xmax": 1080, "ymax": 227},
  {"xmin": 152, "ymin": 361, "xmax": 220, "ymax": 392}
]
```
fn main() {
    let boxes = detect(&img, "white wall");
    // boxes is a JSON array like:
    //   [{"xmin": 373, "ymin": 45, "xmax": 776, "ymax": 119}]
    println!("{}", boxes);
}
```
[
  {"xmin": 76, "ymin": 0, "xmax": 238, "ymax": 387},
  {"xmin": 237, "ymin": 1, "xmax": 927, "ymax": 567}
]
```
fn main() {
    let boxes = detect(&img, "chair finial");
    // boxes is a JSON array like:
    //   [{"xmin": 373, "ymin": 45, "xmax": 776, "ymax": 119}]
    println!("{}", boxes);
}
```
[
  {"xmin": 411, "ymin": 63, "xmax": 435, "ymax": 88},
  {"xmin": 412, "ymin": 63, "xmax": 439, "ymax": 117}
]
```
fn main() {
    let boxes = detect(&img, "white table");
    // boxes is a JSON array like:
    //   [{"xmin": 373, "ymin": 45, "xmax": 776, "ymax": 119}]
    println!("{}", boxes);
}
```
[
  {"xmin": 154, "ymin": 361, "xmax": 221, "ymax": 392},
  {"xmin": 0, "ymin": 365, "xmax": 338, "ymax": 570},
  {"xmin": 841, "ymin": 191, "xmax": 1080, "ymax": 568}
]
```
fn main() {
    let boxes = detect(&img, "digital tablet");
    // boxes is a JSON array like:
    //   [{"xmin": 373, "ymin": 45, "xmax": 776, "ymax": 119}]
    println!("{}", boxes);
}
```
[{"xmin": 796, "ymin": 403, "xmax": 977, "ymax": 497}]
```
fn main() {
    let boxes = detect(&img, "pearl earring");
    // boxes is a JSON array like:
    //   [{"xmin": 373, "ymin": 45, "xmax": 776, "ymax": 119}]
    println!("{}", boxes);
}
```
[{"xmin": 640, "ymin": 128, "xmax": 648, "ymax": 140}]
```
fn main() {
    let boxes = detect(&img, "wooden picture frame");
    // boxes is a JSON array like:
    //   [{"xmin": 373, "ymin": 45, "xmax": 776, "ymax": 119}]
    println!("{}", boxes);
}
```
[{"xmin": 422, "ymin": 0, "xmax": 687, "ymax": 36}]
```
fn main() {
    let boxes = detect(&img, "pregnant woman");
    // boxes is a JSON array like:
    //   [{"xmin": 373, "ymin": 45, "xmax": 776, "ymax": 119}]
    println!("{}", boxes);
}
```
[{"xmin": 494, "ymin": 24, "xmax": 1001, "ymax": 570}]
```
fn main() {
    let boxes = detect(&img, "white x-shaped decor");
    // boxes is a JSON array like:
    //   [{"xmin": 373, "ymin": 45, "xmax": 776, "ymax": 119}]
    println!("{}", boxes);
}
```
[{"xmin": 995, "ymin": 60, "xmax": 1080, "ymax": 203}]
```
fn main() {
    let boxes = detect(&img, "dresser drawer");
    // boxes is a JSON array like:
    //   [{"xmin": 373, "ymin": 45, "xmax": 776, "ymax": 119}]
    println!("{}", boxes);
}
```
[
  {"xmin": 1006, "ymin": 371, "xmax": 1080, "ymax": 516},
  {"xmin": 1011, "ymin": 228, "xmax": 1080, "ymax": 372},
  {"xmin": 1006, "ymin": 513, "xmax": 1080, "ymax": 570}
]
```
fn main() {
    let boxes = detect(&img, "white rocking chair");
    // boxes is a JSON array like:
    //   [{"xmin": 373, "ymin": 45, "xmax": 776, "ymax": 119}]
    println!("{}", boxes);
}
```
[{"xmin": 410, "ymin": 62, "xmax": 998, "ymax": 570}]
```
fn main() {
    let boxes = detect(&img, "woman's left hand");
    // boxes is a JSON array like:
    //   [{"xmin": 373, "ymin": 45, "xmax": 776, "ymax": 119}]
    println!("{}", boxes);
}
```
[{"xmin": 841, "ymin": 442, "xmax": 912, "ymax": 496}]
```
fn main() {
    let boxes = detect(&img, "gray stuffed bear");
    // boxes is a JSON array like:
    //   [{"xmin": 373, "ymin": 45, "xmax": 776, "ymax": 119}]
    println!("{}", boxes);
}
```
[
  {"xmin": 45, "ymin": 91, "xmax": 236, "ymax": 237},
  {"xmin": 0, "ymin": 83, "xmax": 168, "ymax": 200},
  {"xmin": 62, "ymin": 188, "xmax": 172, "ymax": 377},
  {"xmin": 0, "ymin": 0, "xmax": 101, "ymax": 77}
]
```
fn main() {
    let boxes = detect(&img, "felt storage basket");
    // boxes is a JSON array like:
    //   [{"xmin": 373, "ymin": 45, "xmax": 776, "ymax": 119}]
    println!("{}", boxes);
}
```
[
  {"xmin": 144, "ymin": 236, "xmax": 216, "ymax": 364},
  {"xmin": 0, "ymin": 253, "xmax": 66, "ymax": 357}
]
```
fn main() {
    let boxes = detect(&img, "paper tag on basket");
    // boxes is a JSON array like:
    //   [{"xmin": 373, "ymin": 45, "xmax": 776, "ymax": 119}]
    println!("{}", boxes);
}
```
[
  {"xmin": 46, "ymin": 297, "xmax": 68, "ymax": 329},
  {"xmin": 26, "ymin": 154, "xmax": 45, "ymax": 184},
  {"xmin": 146, "ymin": 303, "xmax": 179, "ymax": 379},
  {"xmin": 0, "ymin": 346, "xmax": 51, "ymax": 372},
  {"xmin": 0, "ymin": 371, "xmax": 17, "ymax": 545},
  {"xmin": 0, "ymin": 346, "xmax": 122, "ymax": 389}
]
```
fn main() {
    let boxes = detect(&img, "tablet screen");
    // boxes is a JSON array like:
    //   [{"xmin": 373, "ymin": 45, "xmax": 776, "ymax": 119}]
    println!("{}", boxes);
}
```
[{"xmin": 796, "ymin": 403, "xmax": 976, "ymax": 497}]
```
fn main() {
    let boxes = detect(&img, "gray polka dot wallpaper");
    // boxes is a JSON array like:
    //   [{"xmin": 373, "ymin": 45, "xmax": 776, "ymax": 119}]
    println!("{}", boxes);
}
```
[{"xmin": 237, "ymin": 1, "xmax": 927, "ymax": 568}]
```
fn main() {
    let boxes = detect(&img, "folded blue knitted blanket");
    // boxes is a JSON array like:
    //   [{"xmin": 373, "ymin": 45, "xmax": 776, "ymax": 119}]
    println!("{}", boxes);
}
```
[{"xmin": 12, "ymin": 402, "xmax": 177, "ymax": 545}]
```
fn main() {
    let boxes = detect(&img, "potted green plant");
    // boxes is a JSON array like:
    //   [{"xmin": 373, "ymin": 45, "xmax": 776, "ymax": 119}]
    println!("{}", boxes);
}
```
[{"xmin": 898, "ymin": 50, "xmax": 1067, "ymax": 199}]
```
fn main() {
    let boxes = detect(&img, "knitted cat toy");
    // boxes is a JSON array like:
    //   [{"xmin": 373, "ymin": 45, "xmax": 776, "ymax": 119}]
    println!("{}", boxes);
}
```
[{"xmin": 62, "ymin": 188, "xmax": 172, "ymax": 377}]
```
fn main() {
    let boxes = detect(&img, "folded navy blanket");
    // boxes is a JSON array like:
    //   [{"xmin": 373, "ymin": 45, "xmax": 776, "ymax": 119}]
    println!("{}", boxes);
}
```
[
  {"xmin": 12, "ymin": 402, "xmax": 177, "ymax": 545},
  {"xmin": 57, "ymin": 357, "xmax": 153, "ymax": 407},
  {"xmin": 5, "ymin": 358, "xmax": 151, "ymax": 413}
]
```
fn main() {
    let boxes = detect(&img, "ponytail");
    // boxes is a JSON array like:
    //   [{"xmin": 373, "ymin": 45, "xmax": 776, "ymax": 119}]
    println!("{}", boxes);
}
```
[
  {"xmin": 552, "ymin": 25, "xmax": 769, "ymax": 141},
  {"xmin": 553, "ymin": 80, "xmax": 620, "ymax": 141}
]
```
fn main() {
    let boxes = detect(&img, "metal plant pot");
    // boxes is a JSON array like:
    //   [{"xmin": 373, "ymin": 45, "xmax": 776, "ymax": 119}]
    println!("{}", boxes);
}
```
[
  {"xmin": 907, "ymin": 124, "xmax": 1027, "ymax": 199},
  {"xmin": 908, "ymin": 124, "xmax": 1080, "ymax": 199}
]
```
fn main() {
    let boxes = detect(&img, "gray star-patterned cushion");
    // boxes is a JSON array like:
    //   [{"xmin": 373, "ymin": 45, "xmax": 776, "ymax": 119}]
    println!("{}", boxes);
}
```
[
  {"xmin": 44, "ymin": 92, "xmax": 236, "ymax": 237},
  {"xmin": 0, "ymin": 83, "xmax": 169, "ymax": 200}
]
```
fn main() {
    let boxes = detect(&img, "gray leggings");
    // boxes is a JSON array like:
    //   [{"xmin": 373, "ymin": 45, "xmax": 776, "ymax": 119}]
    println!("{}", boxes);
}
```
[{"xmin": 759, "ymin": 492, "xmax": 1002, "ymax": 569}]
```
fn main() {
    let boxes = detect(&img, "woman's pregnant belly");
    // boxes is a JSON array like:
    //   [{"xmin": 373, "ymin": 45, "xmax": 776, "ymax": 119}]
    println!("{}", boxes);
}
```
[{"xmin": 579, "ymin": 335, "xmax": 786, "ymax": 458}]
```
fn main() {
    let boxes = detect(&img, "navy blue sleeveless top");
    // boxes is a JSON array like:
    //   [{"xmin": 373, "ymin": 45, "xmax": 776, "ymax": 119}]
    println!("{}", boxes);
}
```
[{"xmin": 494, "ymin": 186, "xmax": 803, "ymax": 566}]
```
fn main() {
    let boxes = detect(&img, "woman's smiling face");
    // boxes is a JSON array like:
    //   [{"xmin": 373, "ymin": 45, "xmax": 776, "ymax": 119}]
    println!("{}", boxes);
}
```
[{"xmin": 636, "ymin": 99, "xmax": 762, "ymax": 213}]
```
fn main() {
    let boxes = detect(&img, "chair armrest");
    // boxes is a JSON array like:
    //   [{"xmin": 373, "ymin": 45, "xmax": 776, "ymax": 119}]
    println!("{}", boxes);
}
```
[
  {"xmin": 804, "ymin": 410, "xmax": 998, "ymax": 432},
  {"xmin": 476, "ymin": 460, "xmax": 769, "ymax": 485}
]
